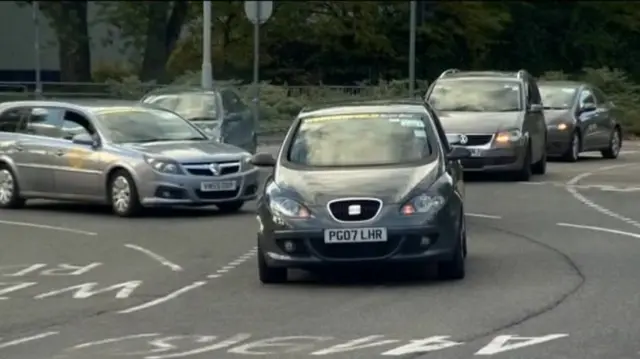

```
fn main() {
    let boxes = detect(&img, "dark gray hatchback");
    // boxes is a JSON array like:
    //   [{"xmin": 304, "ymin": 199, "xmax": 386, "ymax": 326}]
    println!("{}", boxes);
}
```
[{"xmin": 249, "ymin": 100, "xmax": 472, "ymax": 284}]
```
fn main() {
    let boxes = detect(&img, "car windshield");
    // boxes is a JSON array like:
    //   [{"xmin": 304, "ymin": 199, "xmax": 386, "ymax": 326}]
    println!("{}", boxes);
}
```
[
  {"xmin": 427, "ymin": 80, "xmax": 523, "ymax": 112},
  {"xmin": 540, "ymin": 86, "xmax": 577, "ymax": 109},
  {"xmin": 143, "ymin": 93, "xmax": 218, "ymax": 121},
  {"xmin": 95, "ymin": 107, "xmax": 207, "ymax": 143},
  {"xmin": 287, "ymin": 112, "xmax": 434, "ymax": 167}
]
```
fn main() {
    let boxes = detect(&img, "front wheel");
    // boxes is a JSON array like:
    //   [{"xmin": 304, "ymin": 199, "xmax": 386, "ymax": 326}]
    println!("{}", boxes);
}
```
[
  {"xmin": 512, "ymin": 146, "xmax": 532, "ymax": 181},
  {"xmin": 437, "ymin": 216, "xmax": 466, "ymax": 281},
  {"xmin": 258, "ymin": 244, "xmax": 288, "ymax": 284},
  {"xmin": 0, "ymin": 166, "xmax": 25, "ymax": 209},
  {"xmin": 562, "ymin": 132, "xmax": 580, "ymax": 162},
  {"xmin": 531, "ymin": 149, "xmax": 547, "ymax": 175},
  {"xmin": 601, "ymin": 128, "xmax": 621, "ymax": 159},
  {"xmin": 109, "ymin": 170, "xmax": 142, "ymax": 217}
]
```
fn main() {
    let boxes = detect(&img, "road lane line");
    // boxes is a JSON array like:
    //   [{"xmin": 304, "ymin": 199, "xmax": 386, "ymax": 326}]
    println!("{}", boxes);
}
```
[
  {"xmin": 118, "ymin": 281, "xmax": 207, "ymax": 314},
  {"xmin": 0, "ymin": 219, "xmax": 97, "ymax": 236},
  {"xmin": 0, "ymin": 331, "xmax": 59, "ymax": 349},
  {"xmin": 124, "ymin": 244, "xmax": 183, "ymax": 272},
  {"xmin": 466, "ymin": 213, "xmax": 502, "ymax": 219},
  {"xmin": 565, "ymin": 164, "xmax": 640, "ymax": 228},
  {"xmin": 557, "ymin": 223, "xmax": 640, "ymax": 239},
  {"xmin": 207, "ymin": 247, "xmax": 258, "ymax": 279}
]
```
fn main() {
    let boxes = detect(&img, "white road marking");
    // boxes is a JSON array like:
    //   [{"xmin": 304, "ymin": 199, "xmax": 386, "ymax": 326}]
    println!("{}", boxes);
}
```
[
  {"xmin": 118, "ymin": 281, "xmax": 207, "ymax": 314},
  {"xmin": 466, "ymin": 213, "xmax": 502, "ymax": 219},
  {"xmin": 557, "ymin": 223, "xmax": 640, "ymax": 239},
  {"xmin": 207, "ymin": 247, "xmax": 257, "ymax": 279},
  {"xmin": 0, "ymin": 219, "xmax": 97, "ymax": 236},
  {"xmin": 565, "ymin": 164, "xmax": 640, "ymax": 228},
  {"xmin": 0, "ymin": 331, "xmax": 59, "ymax": 350},
  {"xmin": 72, "ymin": 333, "xmax": 160, "ymax": 349},
  {"xmin": 475, "ymin": 334, "xmax": 569, "ymax": 355},
  {"xmin": 124, "ymin": 244, "xmax": 183, "ymax": 272}
]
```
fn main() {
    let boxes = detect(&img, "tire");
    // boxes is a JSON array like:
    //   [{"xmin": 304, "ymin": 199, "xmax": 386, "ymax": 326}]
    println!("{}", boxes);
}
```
[
  {"xmin": 531, "ymin": 148, "xmax": 547, "ymax": 175},
  {"xmin": 258, "ymin": 244, "xmax": 288, "ymax": 284},
  {"xmin": 512, "ymin": 145, "xmax": 532, "ymax": 181},
  {"xmin": 216, "ymin": 200, "xmax": 245, "ymax": 213},
  {"xmin": 437, "ymin": 215, "xmax": 466, "ymax": 281},
  {"xmin": 0, "ymin": 165, "xmax": 25, "ymax": 209},
  {"xmin": 562, "ymin": 131, "xmax": 580, "ymax": 162},
  {"xmin": 108, "ymin": 170, "xmax": 142, "ymax": 217},
  {"xmin": 601, "ymin": 127, "xmax": 622, "ymax": 159}
]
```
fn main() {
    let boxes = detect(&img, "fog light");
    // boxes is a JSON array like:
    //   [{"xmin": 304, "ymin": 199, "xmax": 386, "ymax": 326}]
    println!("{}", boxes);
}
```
[
  {"xmin": 283, "ymin": 240, "xmax": 296, "ymax": 252},
  {"xmin": 420, "ymin": 236, "xmax": 431, "ymax": 246}
]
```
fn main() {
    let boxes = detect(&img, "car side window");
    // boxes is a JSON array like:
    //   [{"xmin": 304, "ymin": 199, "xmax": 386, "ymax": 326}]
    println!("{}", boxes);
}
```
[
  {"xmin": 593, "ymin": 87, "xmax": 608, "ymax": 105},
  {"xmin": 146, "ymin": 95, "xmax": 180, "ymax": 110},
  {"xmin": 579, "ymin": 89, "xmax": 597, "ymax": 106},
  {"xmin": 424, "ymin": 105, "xmax": 450, "ymax": 152},
  {"xmin": 221, "ymin": 90, "xmax": 247, "ymax": 114},
  {"xmin": 528, "ymin": 80, "xmax": 542, "ymax": 105},
  {"xmin": 23, "ymin": 107, "xmax": 65, "ymax": 138},
  {"xmin": 0, "ymin": 108, "xmax": 28, "ymax": 133},
  {"xmin": 61, "ymin": 110, "xmax": 96, "ymax": 140}
]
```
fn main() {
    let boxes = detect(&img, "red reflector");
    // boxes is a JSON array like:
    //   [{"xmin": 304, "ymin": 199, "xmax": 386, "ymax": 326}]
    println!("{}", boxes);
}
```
[{"xmin": 401, "ymin": 204, "xmax": 415, "ymax": 215}]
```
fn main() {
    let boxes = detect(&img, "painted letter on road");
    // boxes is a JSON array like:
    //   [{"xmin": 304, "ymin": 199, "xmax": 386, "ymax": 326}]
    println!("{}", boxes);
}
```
[
  {"xmin": 40, "ymin": 263, "xmax": 102, "ymax": 276},
  {"xmin": 228, "ymin": 336, "xmax": 332, "ymax": 355},
  {"xmin": 475, "ymin": 334, "xmax": 569, "ymax": 355},
  {"xmin": 34, "ymin": 281, "xmax": 142, "ymax": 299},
  {"xmin": 312, "ymin": 335, "xmax": 400, "ymax": 355},
  {"xmin": 381, "ymin": 336, "xmax": 463, "ymax": 356},
  {"xmin": 0, "ymin": 282, "xmax": 37, "ymax": 299}
]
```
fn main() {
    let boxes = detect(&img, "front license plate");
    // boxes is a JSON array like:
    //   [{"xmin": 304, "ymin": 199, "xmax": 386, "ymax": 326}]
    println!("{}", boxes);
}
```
[
  {"xmin": 200, "ymin": 181, "xmax": 237, "ymax": 192},
  {"xmin": 469, "ymin": 148, "xmax": 483, "ymax": 157},
  {"xmin": 324, "ymin": 228, "xmax": 387, "ymax": 244}
]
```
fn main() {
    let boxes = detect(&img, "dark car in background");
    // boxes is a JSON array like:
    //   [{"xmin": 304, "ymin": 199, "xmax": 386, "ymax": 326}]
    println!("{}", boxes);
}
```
[
  {"xmin": 249, "ymin": 99, "xmax": 471, "ymax": 284},
  {"xmin": 539, "ymin": 81, "xmax": 622, "ymax": 161},
  {"xmin": 140, "ymin": 87, "xmax": 257, "ymax": 153},
  {"xmin": 425, "ymin": 69, "xmax": 548, "ymax": 181}
]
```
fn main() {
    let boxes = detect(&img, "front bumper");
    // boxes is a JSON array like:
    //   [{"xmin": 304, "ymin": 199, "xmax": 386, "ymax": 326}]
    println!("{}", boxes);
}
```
[
  {"xmin": 460, "ymin": 146, "xmax": 526, "ymax": 172},
  {"xmin": 546, "ymin": 128, "xmax": 573, "ymax": 156},
  {"xmin": 138, "ymin": 168, "xmax": 260, "ymax": 207}
]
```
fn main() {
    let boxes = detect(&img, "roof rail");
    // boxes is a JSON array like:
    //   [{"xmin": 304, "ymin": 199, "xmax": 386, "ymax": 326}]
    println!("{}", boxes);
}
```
[
  {"xmin": 516, "ymin": 69, "xmax": 528, "ymax": 79},
  {"xmin": 438, "ymin": 68, "xmax": 460, "ymax": 79}
]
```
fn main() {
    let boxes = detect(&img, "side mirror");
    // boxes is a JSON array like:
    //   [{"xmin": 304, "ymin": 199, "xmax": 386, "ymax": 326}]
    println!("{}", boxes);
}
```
[
  {"xmin": 446, "ymin": 133, "xmax": 464, "ymax": 145},
  {"xmin": 72, "ymin": 133, "xmax": 99, "ymax": 148},
  {"xmin": 579, "ymin": 102, "xmax": 597, "ymax": 114},
  {"xmin": 224, "ymin": 112, "xmax": 242, "ymax": 122},
  {"xmin": 250, "ymin": 152, "xmax": 276, "ymax": 167},
  {"xmin": 447, "ymin": 146, "xmax": 472, "ymax": 161},
  {"xmin": 528, "ymin": 104, "xmax": 544, "ymax": 113}
]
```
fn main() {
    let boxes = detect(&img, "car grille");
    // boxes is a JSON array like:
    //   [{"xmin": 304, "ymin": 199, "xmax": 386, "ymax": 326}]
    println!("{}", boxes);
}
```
[
  {"xmin": 183, "ymin": 161, "xmax": 241, "ymax": 177},
  {"xmin": 462, "ymin": 134, "xmax": 493, "ymax": 146},
  {"xmin": 328, "ymin": 199, "xmax": 381, "ymax": 222}
]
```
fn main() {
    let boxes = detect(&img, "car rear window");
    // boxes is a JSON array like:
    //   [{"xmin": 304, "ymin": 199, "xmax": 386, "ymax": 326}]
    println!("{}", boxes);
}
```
[
  {"xmin": 287, "ymin": 112, "xmax": 436, "ymax": 167},
  {"xmin": 539, "ymin": 86, "xmax": 578, "ymax": 110},
  {"xmin": 143, "ymin": 93, "xmax": 218, "ymax": 120}
]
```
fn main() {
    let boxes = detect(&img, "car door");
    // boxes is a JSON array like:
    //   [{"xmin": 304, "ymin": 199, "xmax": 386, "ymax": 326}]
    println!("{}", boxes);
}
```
[
  {"xmin": 427, "ymin": 104, "xmax": 464, "ymax": 201},
  {"xmin": 51, "ymin": 110, "xmax": 106, "ymax": 200},
  {"xmin": 0, "ymin": 107, "xmax": 42, "ymax": 193},
  {"xmin": 14, "ymin": 106, "xmax": 65, "ymax": 194},
  {"xmin": 525, "ymin": 78, "xmax": 546, "ymax": 162},
  {"xmin": 220, "ymin": 89, "xmax": 256, "ymax": 152},
  {"xmin": 592, "ymin": 86, "xmax": 615, "ymax": 143},
  {"xmin": 576, "ymin": 88, "xmax": 602, "ymax": 150}
]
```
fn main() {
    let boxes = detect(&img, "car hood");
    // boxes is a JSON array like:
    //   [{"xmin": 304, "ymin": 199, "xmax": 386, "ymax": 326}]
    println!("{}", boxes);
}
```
[
  {"xmin": 437, "ymin": 111, "xmax": 522, "ymax": 133},
  {"xmin": 274, "ymin": 161, "xmax": 441, "ymax": 205},
  {"xmin": 122, "ymin": 140, "xmax": 248, "ymax": 162},
  {"xmin": 543, "ymin": 109, "xmax": 572, "ymax": 124}
]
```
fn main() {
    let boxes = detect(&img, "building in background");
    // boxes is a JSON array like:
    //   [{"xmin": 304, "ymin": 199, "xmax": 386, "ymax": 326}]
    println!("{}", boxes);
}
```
[{"xmin": 0, "ymin": 2, "xmax": 129, "ymax": 83}]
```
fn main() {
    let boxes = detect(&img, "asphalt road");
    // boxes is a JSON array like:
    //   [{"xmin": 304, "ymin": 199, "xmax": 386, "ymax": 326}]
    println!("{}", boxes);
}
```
[{"xmin": 2, "ymin": 143, "xmax": 640, "ymax": 358}]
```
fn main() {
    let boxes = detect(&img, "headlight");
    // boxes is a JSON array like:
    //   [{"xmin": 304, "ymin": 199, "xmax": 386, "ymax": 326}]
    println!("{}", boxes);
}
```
[
  {"xmin": 241, "ymin": 153, "xmax": 254, "ymax": 171},
  {"xmin": 269, "ymin": 197, "xmax": 311, "ymax": 218},
  {"xmin": 144, "ymin": 156, "xmax": 183, "ymax": 174},
  {"xmin": 554, "ymin": 123, "xmax": 569, "ymax": 131},
  {"xmin": 494, "ymin": 129, "xmax": 523, "ymax": 144},
  {"xmin": 400, "ymin": 193, "xmax": 446, "ymax": 217}
]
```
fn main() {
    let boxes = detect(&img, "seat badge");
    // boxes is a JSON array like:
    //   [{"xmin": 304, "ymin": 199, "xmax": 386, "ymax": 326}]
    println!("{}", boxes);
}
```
[
  {"xmin": 459, "ymin": 134, "xmax": 468, "ymax": 145},
  {"xmin": 209, "ymin": 163, "xmax": 221, "ymax": 176},
  {"xmin": 348, "ymin": 204, "xmax": 361, "ymax": 216}
]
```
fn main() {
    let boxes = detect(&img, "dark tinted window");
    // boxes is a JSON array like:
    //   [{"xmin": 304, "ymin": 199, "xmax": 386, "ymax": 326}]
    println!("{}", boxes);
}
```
[
  {"xmin": 24, "ymin": 107, "xmax": 65, "ymax": 138},
  {"xmin": 427, "ymin": 79, "xmax": 522, "ymax": 112},
  {"xmin": 287, "ymin": 112, "xmax": 434, "ymax": 167},
  {"xmin": 0, "ymin": 108, "xmax": 26, "ymax": 133},
  {"xmin": 593, "ymin": 87, "xmax": 608, "ymax": 104},
  {"xmin": 579, "ymin": 89, "xmax": 596, "ymax": 106},
  {"xmin": 539, "ymin": 86, "xmax": 578, "ymax": 109},
  {"xmin": 221, "ymin": 90, "xmax": 247, "ymax": 113}
]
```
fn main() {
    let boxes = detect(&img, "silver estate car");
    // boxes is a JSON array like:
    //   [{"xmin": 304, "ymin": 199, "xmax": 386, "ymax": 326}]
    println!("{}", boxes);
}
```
[{"xmin": 0, "ymin": 100, "xmax": 259, "ymax": 216}]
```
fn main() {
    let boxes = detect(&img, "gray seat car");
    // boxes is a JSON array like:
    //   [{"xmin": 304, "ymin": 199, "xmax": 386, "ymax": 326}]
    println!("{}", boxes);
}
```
[
  {"xmin": 425, "ymin": 69, "xmax": 548, "ymax": 181},
  {"xmin": 0, "ymin": 100, "xmax": 259, "ymax": 216},
  {"xmin": 141, "ymin": 87, "xmax": 257, "ymax": 154},
  {"xmin": 249, "ymin": 99, "xmax": 471, "ymax": 284}
]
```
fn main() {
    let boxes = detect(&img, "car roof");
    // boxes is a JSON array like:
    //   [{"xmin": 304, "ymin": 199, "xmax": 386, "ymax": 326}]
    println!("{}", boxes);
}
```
[
  {"xmin": 441, "ymin": 71, "xmax": 523, "ymax": 79},
  {"xmin": 0, "ymin": 100, "xmax": 159, "ymax": 114},
  {"xmin": 300, "ymin": 99, "xmax": 429, "ymax": 118},
  {"xmin": 141, "ymin": 86, "xmax": 226, "ymax": 98}
]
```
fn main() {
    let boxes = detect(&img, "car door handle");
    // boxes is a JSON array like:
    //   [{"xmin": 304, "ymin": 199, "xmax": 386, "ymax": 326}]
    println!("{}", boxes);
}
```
[
  {"xmin": 54, "ymin": 150, "xmax": 65, "ymax": 156},
  {"xmin": 13, "ymin": 145, "xmax": 23, "ymax": 152}
]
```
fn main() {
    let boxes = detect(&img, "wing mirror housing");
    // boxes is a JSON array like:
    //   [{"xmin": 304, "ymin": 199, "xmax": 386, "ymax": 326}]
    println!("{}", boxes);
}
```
[
  {"xmin": 72, "ymin": 133, "xmax": 99, "ymax": 148},
  {"xmin": 250, "ymin": 152, "xmax": 276, "ymax": 167},
  {"xmin": 447, "ymin": 146, "xmax": 472, "ymax": 161},
  {"xmin": 446, "ymin": 133, "xmax": 464, "ymax": 145}
]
